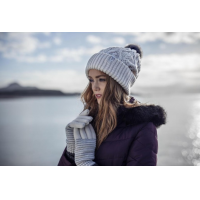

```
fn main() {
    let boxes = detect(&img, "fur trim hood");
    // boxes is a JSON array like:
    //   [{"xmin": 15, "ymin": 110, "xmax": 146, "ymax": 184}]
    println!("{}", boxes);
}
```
[{"xmin": 117, "ymin": 104, "xmax": 167, "ymax": 128}]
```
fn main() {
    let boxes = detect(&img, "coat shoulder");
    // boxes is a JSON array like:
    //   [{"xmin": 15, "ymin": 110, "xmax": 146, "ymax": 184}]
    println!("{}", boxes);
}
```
[{"xmin": 128, "ymin": 122, "xmax": 157, "ymax": 140}]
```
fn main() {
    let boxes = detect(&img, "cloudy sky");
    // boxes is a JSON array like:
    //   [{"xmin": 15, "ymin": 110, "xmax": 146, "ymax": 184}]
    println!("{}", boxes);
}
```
[{"xmin": 0, "ymin": 32, "xmax": 200, "ymax": 94}]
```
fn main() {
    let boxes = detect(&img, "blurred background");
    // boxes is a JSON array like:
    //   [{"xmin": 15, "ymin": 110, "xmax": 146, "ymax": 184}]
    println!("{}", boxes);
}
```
[{"xmin": 0, "ymin": 32, "xmax": 200, "ymax": 166}]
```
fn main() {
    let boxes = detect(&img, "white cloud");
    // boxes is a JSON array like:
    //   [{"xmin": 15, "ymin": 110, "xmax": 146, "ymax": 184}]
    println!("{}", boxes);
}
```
[
  {"xmin": 16, "ymin": 54, "xmax": 48, "ymax": 63},
  {"xmin": 0, "ymin": 32, "xmax": 104, "ymax": 63},
  {"xmin": 86, "ymin": 35, "xmax": 102, "ymax": 44},
  {"xmin": 0, "ymin": 33, "xmax": 51, "ymax": 61},
  {"xmin": 112, "ymin": 37, "xmax": 126, "ymax": 45},
  {"xmin": 134, "ymin": 53, "xmax": 200, "ymax": 89},
  {"xmin": 159, "ymin": 43, "xmax": 166, "ymax": 49},
  {"xmin": 53, "ymin": 37, "xmax": 62, "ymax": 45},
  {"xmin": 86, "ymin": 35, "xmax": 126, "ymax": 46},
  {"xmin": 50, "ymin": 45, "xmax": 104, "ymax": 62},
  {"xmin": 43, "ymin": 32, "xmax": 51, "ymax": 36},
  {"xmin": 38, "ymin": 42, "xmax": 51, "ymax": 48},
  {"xmin": 115, "ymin": 32, "xmax": 200, "ymax": 44},
  {"xmin": 0, "ymin": 33, "xmax": 38, "ymax": 55},
  {"xmin": 4, "ymin": 45, "xmax": 105, "ymax": 64}
]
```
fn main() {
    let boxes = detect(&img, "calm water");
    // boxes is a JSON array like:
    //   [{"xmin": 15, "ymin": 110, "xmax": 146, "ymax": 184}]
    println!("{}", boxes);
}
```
[
  {"xmin": 146, "ymin": 93, "xmax": 200, "ymax": 166},
  {"xmin": 0, "ymin": 94, "xmax": 200, "ymax": 166}
]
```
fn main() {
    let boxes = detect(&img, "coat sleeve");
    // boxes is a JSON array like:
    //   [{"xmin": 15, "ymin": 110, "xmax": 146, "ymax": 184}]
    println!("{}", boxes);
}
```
[
  {"xmin": 57, "ymin": 147, "xmax": 76, "ymax": 166},
  {"xmin": 57, "ymin": 146, "xmax": 99, "ymax": 166},
  {"xmin": 126, "ymin": 122, "xmax": 158, "ymax": 166}
]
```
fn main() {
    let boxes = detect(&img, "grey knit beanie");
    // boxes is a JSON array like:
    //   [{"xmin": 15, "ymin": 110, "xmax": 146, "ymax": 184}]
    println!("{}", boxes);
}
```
[{"xmin": 85, "ymin": 47, "xmax": 141, "ymax": 95}]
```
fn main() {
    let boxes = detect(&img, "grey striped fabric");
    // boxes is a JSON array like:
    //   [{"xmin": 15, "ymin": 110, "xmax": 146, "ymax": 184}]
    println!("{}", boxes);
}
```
[
  {"xmin": 85, "ymin": 47, "xmax": 141, "ymax": 95},
  {"xmin": 75, "ymin": 139, "xmax": 96, "ymax": 166},
  {"xmin": 65, "ymin": 124, "xmax": 75, "ymax": 154}
]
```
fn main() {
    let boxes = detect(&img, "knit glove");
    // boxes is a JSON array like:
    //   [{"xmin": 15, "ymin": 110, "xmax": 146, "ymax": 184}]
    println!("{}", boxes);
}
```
[
  {"xmin": 74, "ymin": 124, "xmax": 97, "ymax": 166},
  {"xmin": 65, "ymin": 109, "xmax": 93, "ymax": 158}
]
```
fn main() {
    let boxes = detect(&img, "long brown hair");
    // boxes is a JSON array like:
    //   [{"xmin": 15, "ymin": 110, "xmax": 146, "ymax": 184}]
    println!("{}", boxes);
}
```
[{"xmin": 80, "ymin": 74, "xmax": 141, "ymax": 148}]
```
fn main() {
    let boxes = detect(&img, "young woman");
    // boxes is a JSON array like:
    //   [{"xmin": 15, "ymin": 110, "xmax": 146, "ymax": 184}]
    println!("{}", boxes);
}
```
[{"xmin": 58, "ymin": 44, "xmax": 167, "ymax": 166}]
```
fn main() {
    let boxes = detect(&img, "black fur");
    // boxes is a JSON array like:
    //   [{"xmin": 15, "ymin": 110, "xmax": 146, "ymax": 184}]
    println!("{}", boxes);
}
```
[{"xmin": 117, "ymin": 104, "xmax": 167, "ymax": 128}]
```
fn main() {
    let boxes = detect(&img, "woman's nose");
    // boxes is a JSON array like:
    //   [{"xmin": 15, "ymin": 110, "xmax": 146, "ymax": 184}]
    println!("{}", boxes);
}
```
[{"xmin": 93, "ymin": 81, "xmax": 100, "ymax": 91}]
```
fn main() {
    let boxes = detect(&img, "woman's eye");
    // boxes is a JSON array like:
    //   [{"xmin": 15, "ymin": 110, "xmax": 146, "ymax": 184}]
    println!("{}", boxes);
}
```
[{"xmin": 89, "ymin": 79, "xmax": 106, "ymax": 82}]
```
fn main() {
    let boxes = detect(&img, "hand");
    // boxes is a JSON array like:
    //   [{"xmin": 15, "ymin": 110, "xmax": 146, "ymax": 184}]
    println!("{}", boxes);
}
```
[
  {"xmin": 74, "ymin": 124, "xmax": 97, "ymax": 166},
  {"xmin": 66, "ymin": 109, "xmax": 92, "ymax": 154},
  {"xmin": 69, "ymin": 109, "xmax": 93, "ymax": 128}
]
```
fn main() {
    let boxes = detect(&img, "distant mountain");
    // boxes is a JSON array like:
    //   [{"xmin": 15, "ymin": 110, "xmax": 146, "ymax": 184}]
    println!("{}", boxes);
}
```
[
  {"xmin": 0, "ymin": 82, "xmax": 80, "ymax": 98},
  {"xmin": 0, "ymin": 82, "xmax": 39, "ymax": 91}
]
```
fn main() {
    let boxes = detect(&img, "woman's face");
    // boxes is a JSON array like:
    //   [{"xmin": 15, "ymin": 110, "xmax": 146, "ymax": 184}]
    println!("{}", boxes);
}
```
[{"xmin": 88, "ymin": 69, "xmax": 107, "ymax": 104}]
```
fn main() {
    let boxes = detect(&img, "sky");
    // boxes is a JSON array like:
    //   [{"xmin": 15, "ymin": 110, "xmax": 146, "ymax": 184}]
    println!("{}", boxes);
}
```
[{"xmin": 0, "ymin": 32, "xmax": 200, "ymax": 94}]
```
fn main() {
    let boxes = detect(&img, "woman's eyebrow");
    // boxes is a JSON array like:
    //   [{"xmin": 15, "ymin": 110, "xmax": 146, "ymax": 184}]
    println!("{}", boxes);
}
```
[{"xmin": 88, "ymin": 75, "xmax": 106, "ymax": 78}]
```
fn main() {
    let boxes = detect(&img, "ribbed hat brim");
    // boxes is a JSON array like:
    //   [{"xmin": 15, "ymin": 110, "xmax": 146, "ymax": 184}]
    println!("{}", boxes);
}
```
[{"xmin": 85, "ymin": 52, "xmax": 136, "ymax": 95}]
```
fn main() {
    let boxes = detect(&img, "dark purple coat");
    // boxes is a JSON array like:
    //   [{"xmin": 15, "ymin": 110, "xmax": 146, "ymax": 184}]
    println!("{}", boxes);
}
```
[{"xmin": 58, "ymin": 104, "xmax": 167, "ymax": 166}]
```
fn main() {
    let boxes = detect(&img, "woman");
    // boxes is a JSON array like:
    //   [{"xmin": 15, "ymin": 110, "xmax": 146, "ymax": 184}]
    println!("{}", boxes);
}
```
[{"xmin": 58, "ymin": 44, "xmax": 167, "ymax": 166}]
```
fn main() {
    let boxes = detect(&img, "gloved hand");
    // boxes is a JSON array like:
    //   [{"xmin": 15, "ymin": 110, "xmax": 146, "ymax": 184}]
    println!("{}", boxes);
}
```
[
  {"xmin": 74, "ymin": 124, "xmax": 97, "ymax": 166},
  {"xmin": 65, "ymin": 109, "xmax": 93, "ymax": 156}
]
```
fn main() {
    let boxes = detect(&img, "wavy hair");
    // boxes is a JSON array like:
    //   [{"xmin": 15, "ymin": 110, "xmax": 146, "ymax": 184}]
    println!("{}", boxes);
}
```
[{"xmin": 80, "ymin": 74, "xmax": 141, "ymax": 148}]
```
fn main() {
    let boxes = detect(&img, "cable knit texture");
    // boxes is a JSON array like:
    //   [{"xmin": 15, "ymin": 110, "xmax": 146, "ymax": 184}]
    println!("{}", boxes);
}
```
[{"xmin": 85, "ymin": 47, "xmax": 141, "ymax": 95}]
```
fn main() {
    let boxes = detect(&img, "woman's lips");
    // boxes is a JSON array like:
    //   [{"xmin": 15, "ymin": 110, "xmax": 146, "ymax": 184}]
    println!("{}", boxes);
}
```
[{"xmin": 95, "ymin": 94, "xmax": 102, "ymax": 99}]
